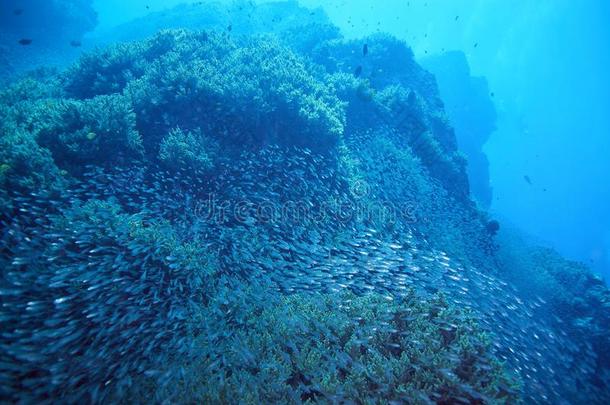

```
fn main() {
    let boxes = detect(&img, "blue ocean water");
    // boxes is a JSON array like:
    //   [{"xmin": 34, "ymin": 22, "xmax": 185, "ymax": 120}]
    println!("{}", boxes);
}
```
[{"xmin": 0, "ymin": 0, "xmax": 609, "ymax": 403}]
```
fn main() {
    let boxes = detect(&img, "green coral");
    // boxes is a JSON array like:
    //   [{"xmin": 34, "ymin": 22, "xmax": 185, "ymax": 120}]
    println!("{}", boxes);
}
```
[
  {"xmin": 313, "ymin": 34, "xmax": 442, "ymax": 109},
  {"xmin": 62, "ymin": 29, "xmax": 346, "ymax": 151},
  {"xmin": 158, "ymin": 127, "xmax": 217, "ymax": 171},
  {"xmin": 0, "ymin": 129, "xmax": 62, "ymax": 211},
  {"xmin": 126, "ymin": 30, "xmax": 345, "ymax": 151},
  {"xmin": 63, "ymin": 35, "xmax": 170, "ymax": 99},
  {"xmin": 0, "ymin": 75, "xmax": 142, "ymax": 189},
  {"xmin": 326, "ymin": 71, "xmax": 468, "ymax": 198},
  {"xmin": 35, "ymin": 94, "xmax": 142, "ymax": 167},
  {"xmin": 0, "ymin": 74, "xmax": 64, "ymax": 134},
  {"xmin": 141, "ymin": 287, "xmax": 518, "ymax": 404}
]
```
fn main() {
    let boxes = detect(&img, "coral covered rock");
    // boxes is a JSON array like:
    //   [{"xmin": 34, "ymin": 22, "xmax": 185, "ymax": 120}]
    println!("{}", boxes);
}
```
[{"xmin": 0, "ymin": 3, "xmax": 608, "ymax": 404}]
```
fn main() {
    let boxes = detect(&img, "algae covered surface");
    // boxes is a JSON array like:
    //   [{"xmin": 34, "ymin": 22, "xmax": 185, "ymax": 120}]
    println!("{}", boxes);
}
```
[{"xmin": 1, "ymin": 1, "xmax": 609, "ymax": 404}]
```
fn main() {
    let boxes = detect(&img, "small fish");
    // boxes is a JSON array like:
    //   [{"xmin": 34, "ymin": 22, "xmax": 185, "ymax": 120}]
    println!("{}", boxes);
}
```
[
  {"xmin": 227, "ymin": 24, "xmax": 232, "ymax": 32},
  {"xmin": 354, "ymin": 65, "xmax": 363, "ymax": 77},
  {"xmin": 524, "ymin": 175, "xmax": 532, "ymax": 185},
  {"xmin": 363, "ymin": 43, "xmax": 368, "ymax": 56},
  {"xmin": 70, "ymin": 40, "xmax": 82, "ymax": 47},
  {"xmin": 18, "ymin": 39, "xmax": 32, "ymax": 46},
  {"xmin": 13, "ymin": 8, "xmax": 23, "ymax": 15}
]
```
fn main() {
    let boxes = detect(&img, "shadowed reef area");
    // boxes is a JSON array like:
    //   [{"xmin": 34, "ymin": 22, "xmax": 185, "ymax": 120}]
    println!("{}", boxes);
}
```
[{"xmin": 0, "ymin": 1, "xmax": 609, "ymax": 403}]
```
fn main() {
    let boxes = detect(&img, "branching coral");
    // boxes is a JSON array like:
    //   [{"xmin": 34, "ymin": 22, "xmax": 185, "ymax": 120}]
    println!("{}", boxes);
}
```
[
  {"xmin": 158, "ymin": 127, "xmax": 217, "ymax": 171},
  {"xmin": 35, "ymin": 94, "xmax": 143, "ymax": 168},
  {"xmin": 125, "ymin": 30, "xmax": 345, "ymax": 151},
  {"xmin": 313, "ymin": 34, "xmax": 442, "ymax": 110},
  {"xmin": 323, "ymin": 60, "xmax": 469, "ymax": 198},
  {"xmin": 145, "ymin": 286, "xmax": 519, "ymax": 404},
  {"xmin": 63, "ymin": 30, "xmax": 182, "ymax": 99},
  {"xmin": 0, "ymin": 129, "xmax": 63, "ymax": 211}
]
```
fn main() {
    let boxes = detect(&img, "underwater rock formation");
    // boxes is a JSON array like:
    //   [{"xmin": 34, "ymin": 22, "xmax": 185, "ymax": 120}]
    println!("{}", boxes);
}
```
[
  {"xmin": 0, "ymin": 2, "xmax": 608, "ymax": 404},
  {"xmin": 422, "ymin": 51, "xmax": 496, "ymax": 208}
]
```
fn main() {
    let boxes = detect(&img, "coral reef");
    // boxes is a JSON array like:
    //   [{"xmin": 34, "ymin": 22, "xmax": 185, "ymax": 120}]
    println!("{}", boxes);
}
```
[
  {"xmin": 137, "ymin": 285, "xmax": 519, "ymax": 404},
  {"xmin": 67, "ymin": 30, "xmax": 345, "ymax": 152},
  {"xmin": 314, "ymin": 34, "xmax": 443, "ymax": 111},
  {"xmin": 313, "ymin": 35, "xmax": 470, "ymax": 198},
  {"xmin": 0, "ymin": 2, "xmax": 608, "ymax": 403},
  {"xmin": 0, "ymin": 129, "xmax": 62, "ymax": 210}
]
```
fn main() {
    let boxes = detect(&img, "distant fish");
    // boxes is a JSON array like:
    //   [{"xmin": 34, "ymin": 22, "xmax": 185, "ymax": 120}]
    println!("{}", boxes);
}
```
[
  {"xmin": 490, "ymin": 92, "xmax": 495, "ymax": 97},
  {"xmin": 13, "ymin": 8, "xmax": 23, "ymax": 15},
  {"xmin": 363, "ymin": 43, "xmax": 368, "ymax": 56},
  {"xmin": 227, "ymin": 24, "xmax": 233, "ymax": 32},
  {"xmin": 524, "ymin": 175, "xmax": 532, "ymax": 185},
  {"xmin": 455, "ymin": 15, "xmax": 459, "ymax": 21},
  {"xmin": 70, "ymin": 40, "xmax": 82, "ymax": 47},
  {"xmin": 18, "ymin": 39, "xmax": 32, "ymax": 46},
  {"xmin": 354, "ymin": 65, "xmax": 363, "ymax": 77},
  {"xmin": 474, "ymin": 42, "xmax": 478, "ymax": 48}
]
